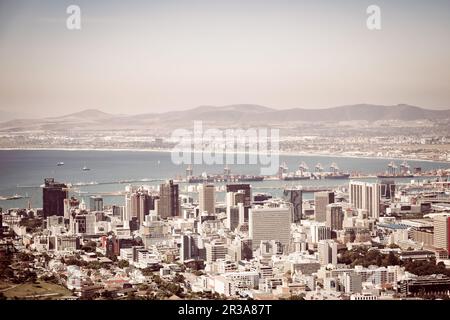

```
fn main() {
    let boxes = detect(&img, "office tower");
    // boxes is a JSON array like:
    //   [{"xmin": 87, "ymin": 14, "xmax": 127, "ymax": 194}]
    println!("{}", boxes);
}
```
[
  {"xmin": 326, "ymin": 204, "xmax": 344, "ymax": 231},
  {"xmin": 433, "ymin": 216, "xmax": 450, "ymax": 255},
  {"xmin": 180, "ymin": 234, "xmax": 200, "ymax": 262},
  {"xmin": 380, "ymin": 179, "xmax": 396, "ymax": 199},
  {"xmin": 42, "ymin": 178, "xmax": 68, "ymax": 218},
  {"xmin": 314, "ymin": 191, "xmax": 335, "ymax": 222},
  {"xmin": 283, "ymin": 188, "xmax": 303, "ymax": 223},
  {"xmin": 340, "ymin": 273, "xmax": 362, "ymax": 294},
  {"xmin": 310, "ymin": 222, "xmax": 332, "ymax": 244},
  {"xmin": 63, "ymin": 199, "xmax": 71, "ymax": 220},
  {"xmin": 159, "ymin": 180, "xmax": 180, "ymax": 218},
  {"xmin": 70, "ymin": 213, "xmax": 96, "ymax": 235},
  {"xmin": 228, "ymin": 238, "xmax": 253, "ymax": 261},
  {"xmin": 249, "ymin": 206, "xmax": 291, "ymax": 250},
  {"xmin": 198, "ymin": 184, "xmax": 215, "ymax": 214},
  {"xmin": 125, "ymin": 190, "xmax": 154, "ymax": 225},
  {"xmin": 226, "ymin": 184, "xmax": 251, "ymax": 221},
  {"xmin": 205, "ymin": 239, "xmax": 227, "ymax": 262},
  {"xmin": 349, "ymin": 181, "xmax": 381, "ymax": 219},
  {"xmin": 318, "ymin": 240, "xmax": 338, "ymax": 266},
  {"xmin": 226, "ymin": 206, "xmax": 240, "ymax": 231},
  {"xmin": 89, "ymin": 195, "xmax": 103, "ymax": 212}
]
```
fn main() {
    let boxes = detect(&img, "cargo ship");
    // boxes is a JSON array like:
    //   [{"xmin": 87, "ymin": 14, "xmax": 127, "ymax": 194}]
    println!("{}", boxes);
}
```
[
  {"xmin": 279, "ymin": 162, "xmax": 311, "ymax": 180},
  {"xmin": 323, "ymin": 163, "xmax": 351, "ymax": 179},
  {"xmin": 377, "ymin": 161, "xmax": 414, "ymax": 178}
]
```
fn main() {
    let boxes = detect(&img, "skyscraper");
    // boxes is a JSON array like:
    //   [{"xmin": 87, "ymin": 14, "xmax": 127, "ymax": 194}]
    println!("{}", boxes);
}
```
[
  {"xmin": 180, "ymin": 233, "xmax": 201, "ymax": 262},
  {"xmin": 318, "ymin": 240, "xmax": 338, "ymax": 266},
  {"xmin": 310, "ymin": 222, "xmax": 332, "ymax": 244},
  {"xmin": 249, "ymin": 206, "xmax": 291, "ymax": 250},
  {"xmin": 380, "ymin": 179, "xmax": 396, "ymax": 199},
  {"xmin": 42, "ymin": 178, "xmax": 68, "ymax": 218},
  {"xmin": 349, "ymin": 181, "xmax": 380, "ymax": 219},
  {"xmin": 326, "ymin": 203, "xmax": 344, "ymax": 231},
  {"xmin": 314, "ymin": 191, "xmax": 335, "ymax": 222},
  {"xmin": 283, "ymin": 188, "xmax": 303, "ymax": 223},
  {"xmin": 226, "ymin": 206, "xmax": 240, "ymax": 231},
  {"xmin": 205, "ymin": 239, "xmax": 227, "ymax": 263},
  {"xmin": 433, "ymin": 216, "xmax": 450, "ymax": 255},
  {"xmin": 159, "ymin": 180, "xmax": 180, "ymax": 218},
  {"xmin": 226, "ymin": 184, "xmax": 251, "ymax": 221},
  {"xmin": 198, "ymin": 184, "xmax": 215, "ymax": 214}
]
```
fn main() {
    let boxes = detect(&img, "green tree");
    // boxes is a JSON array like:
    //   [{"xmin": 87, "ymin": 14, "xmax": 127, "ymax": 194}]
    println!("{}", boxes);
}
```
[{"xmin": 118, "ymin": 260, "xmax": 129, "ymax": 269}]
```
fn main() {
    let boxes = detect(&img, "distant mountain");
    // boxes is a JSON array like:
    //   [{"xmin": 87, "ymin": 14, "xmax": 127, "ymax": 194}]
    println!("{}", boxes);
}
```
[
  {"xmin": 51, "ymin": 109, "xmax": 114, "ymax": 120},
  {"xmin": 0, "ymin": 110, "xmax": 33, "ymax": 122},
  {"xmin": 250, "ymin": 104, "xmax": 450, "ymax": 122},
  {"xmin": 1, "ymin": 104, "xmax": 449, "ymax": 132}
]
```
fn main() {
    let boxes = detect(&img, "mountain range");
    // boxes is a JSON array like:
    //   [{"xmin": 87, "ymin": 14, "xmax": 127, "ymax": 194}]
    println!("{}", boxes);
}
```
[{"xmin": 1, "ymin": 104, "xmax": 449, "ymax": 132}]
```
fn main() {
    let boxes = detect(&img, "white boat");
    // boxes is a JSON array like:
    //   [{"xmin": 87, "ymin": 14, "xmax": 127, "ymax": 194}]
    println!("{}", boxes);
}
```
[
  {"xmin": 82, "ymin": 166, "xmax": 90, "ymax": 171},
  {"xmin": 57, "ymin": 162, "xmax": 64, "ymax": 166}
]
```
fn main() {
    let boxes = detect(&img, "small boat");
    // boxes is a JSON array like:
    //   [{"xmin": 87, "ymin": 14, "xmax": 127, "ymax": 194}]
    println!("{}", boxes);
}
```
[
  {"xmin": 57, "ymin": 162, "xmax": 65, "ymax": 166},
  {"xmin": 82, "ymin": 166, "xmax": 90, "ymax": 171},
  {"xmin": 6, "ymin": 194, "xmax": 25, "ymax": 200}
]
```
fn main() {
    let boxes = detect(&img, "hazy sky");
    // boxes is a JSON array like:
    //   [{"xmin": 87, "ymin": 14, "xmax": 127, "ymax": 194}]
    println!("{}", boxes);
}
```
[{"xmin": 1, "ymin": 0, "xmax": 450, "ymax": 117}]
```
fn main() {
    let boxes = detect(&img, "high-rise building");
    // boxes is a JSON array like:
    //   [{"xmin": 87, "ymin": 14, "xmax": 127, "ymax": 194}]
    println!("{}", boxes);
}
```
[
  {"xmin": 125, "ymin": 189, "xmax": 157, "ymax": 225},
  {"xmin": 180, "ymin": 233, "xmax": 201, "ymax": 262},
  {"xmin": 340, "ymin": 272, "xmax": 362, "ymax": 294},
  {"xmin": 42, "ymin": 178, "xmax": 68, "ymax": 218},
  {"xmin": 349, "ymin": 181, "xmax": 380, "ymax": 219},
  {"xmin": 283, "ymin": 188, "xmax": 303, "ymax": 223},
  {"xmin": 198, "ymin": 184, "xmax": 215, "ymax": 214},
  {"xmin": 70, "ymin": 213, "xmax": 96, "ymax": 235},
  {"xmin": 380, "ymin": 179, "xmax": 396, "ymax": 199},
  {"xmin": 326, "ymin": 204, "xmax": 344, "ymax": 231},
  {"xmin": 226, "ymin": 184, "xmax": 251, "ymax": 221},
  {"xmin": 158, "ymin": 180, "xmax": 180, "ymax": 218},
  {"xmin": 249, "ymin": 206, "xmax": 291, "ymax": 250},
  {"xmin": 310, "ymin": 222, "xmax": 332, "ymax": 244},
  {"xmin": 205, "ymin": 239, "xmax": 227, "ymax": 262},
  {"xmin": 89, "ymin": 196, "xmax": 103, "ymax": 212},
  {"xmin": 226, "ymin": 206, "xmax": 240, "ymax": 231},
  {"xmin": 433, "ymin": 216, "xmax": 450, "ymax": 255},
  {"xmin": 314, "ymin": 191, "xmax": 335, "ymax": 222},
  {"xmin": 318, "ymin": 239, "xmax": 338, "ymax": 266}
]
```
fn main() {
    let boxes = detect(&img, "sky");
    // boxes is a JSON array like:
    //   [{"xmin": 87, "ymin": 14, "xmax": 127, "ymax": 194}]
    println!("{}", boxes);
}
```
[{"xmin": 0, "ymin": 0, "xmax": 450, "ymax": 117}]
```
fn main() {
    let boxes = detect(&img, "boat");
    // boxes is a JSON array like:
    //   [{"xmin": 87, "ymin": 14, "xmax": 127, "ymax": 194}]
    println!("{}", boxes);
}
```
[
  {"xmin": 5, "ymin": 194, "xmax": 27, "ymax": 200},
  {"xmin": 57, "ymin": 162, "xmax": 65, "ymax": 166},
  {"xmin": 236, "ymin": 175, "xmax": 264, "ymax": 182},
  {"xmin": 376, "ymin": 161, "xmax": 413, "ymax": 178},
  {"xmin": 324, "ymin": 163, "xmax": 351, "ymax": 179},
  {"xmin": 82, "ymin": 166, "xmax": 90, "ymax": 171},
  {"xmin": 282, "ymin": 175, "xmax": 310, "ymax": 181},
  {"xmin": 377, "ymin": 174, "xmax": 414, "ymax": 178},
  {"xmin": 325, "ymin": 173, "xmax": 351, "ymax": 179}
]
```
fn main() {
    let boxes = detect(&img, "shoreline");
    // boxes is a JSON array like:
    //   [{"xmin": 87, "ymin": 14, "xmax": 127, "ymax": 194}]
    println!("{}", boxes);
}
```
[{"xmin": 0, "ymin": 147, "xmax": 449, "ymax": 165}]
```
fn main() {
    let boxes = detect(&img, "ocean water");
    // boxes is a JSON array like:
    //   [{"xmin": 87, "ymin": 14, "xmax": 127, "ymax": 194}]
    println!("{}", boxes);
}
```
[{"xmin": 0, "ymin": 150, "xmax": 448, "ymax": 210}]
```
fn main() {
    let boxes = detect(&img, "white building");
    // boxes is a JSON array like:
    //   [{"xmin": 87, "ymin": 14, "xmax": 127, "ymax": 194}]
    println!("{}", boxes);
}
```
[{"xmin": 249, "ymin": 206, "xmax": 291, "ymax": 250}]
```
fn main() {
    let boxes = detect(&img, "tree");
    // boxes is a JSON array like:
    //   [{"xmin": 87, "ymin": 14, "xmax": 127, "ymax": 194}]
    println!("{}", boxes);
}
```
[
  {"xmin": 173, "ymin": 273, "xmax": 185, "ymax": 283},
  {"xmin": 118, "ymin": 260, "xmax": 129, "ymax": 269}
]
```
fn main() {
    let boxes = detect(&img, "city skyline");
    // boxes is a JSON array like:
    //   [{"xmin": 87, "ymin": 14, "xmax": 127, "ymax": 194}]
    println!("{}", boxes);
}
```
[{"xmin": 1, "ymin": 0, "xmax": 450, "ymax": 117}]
